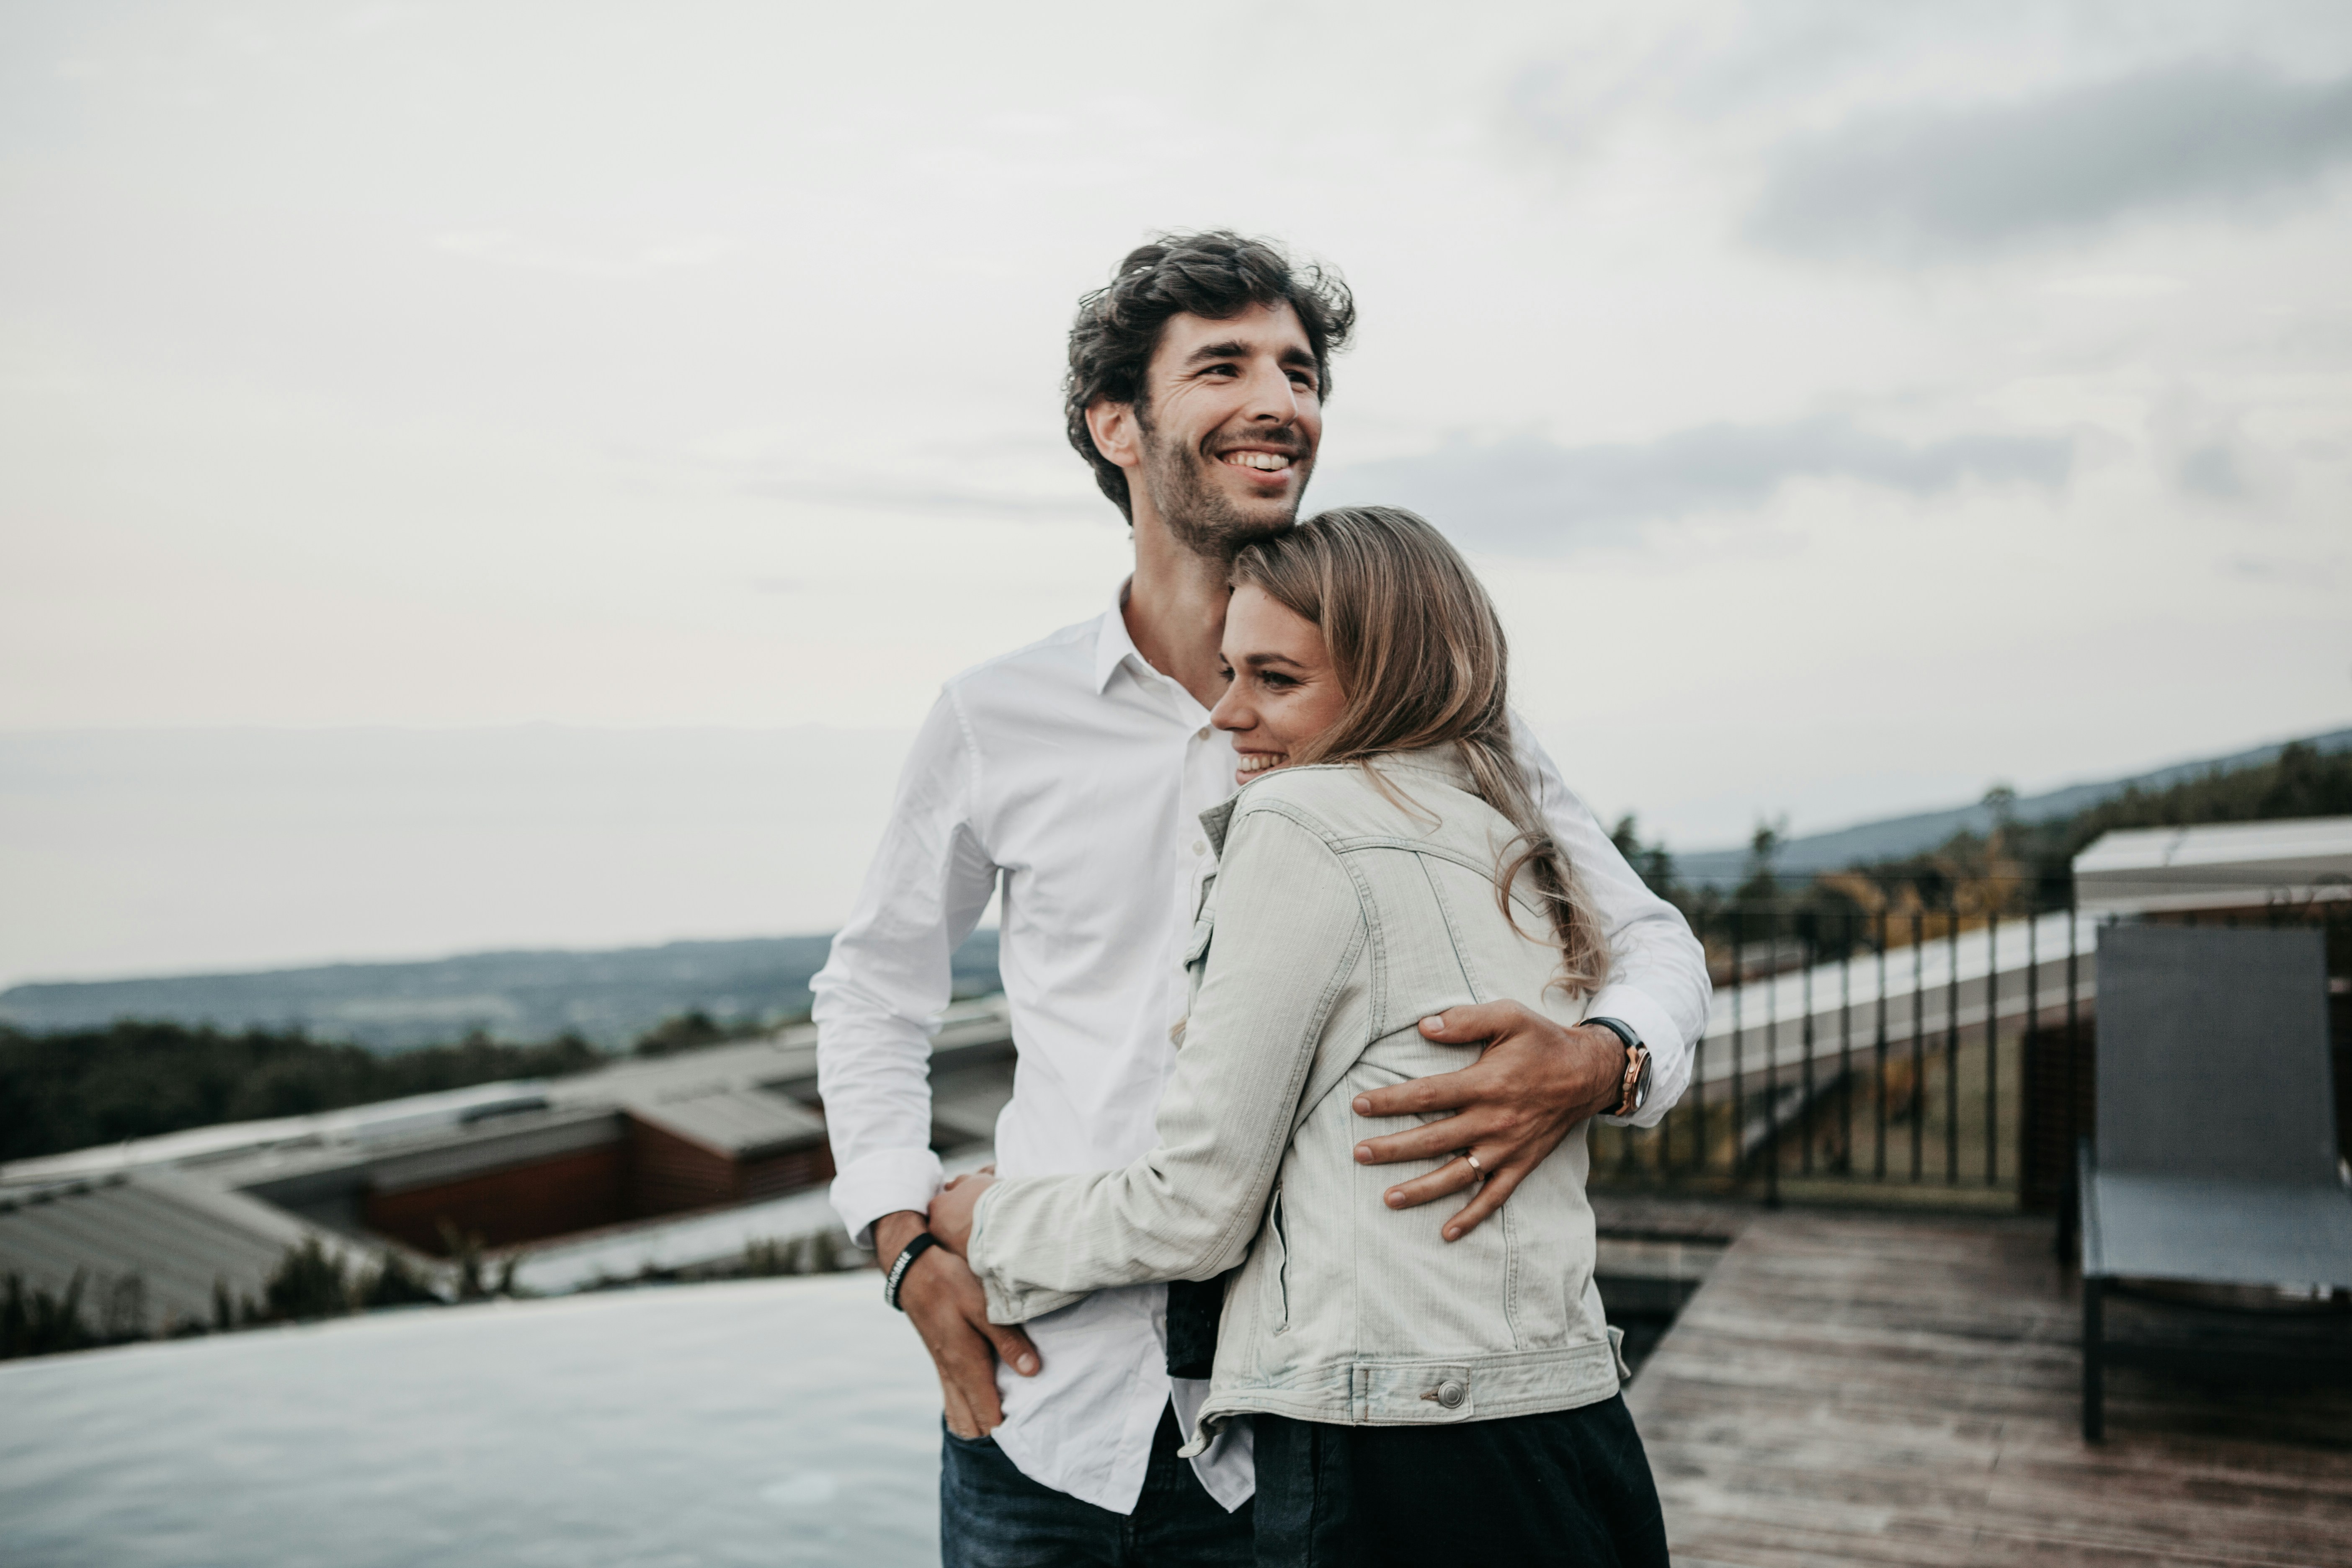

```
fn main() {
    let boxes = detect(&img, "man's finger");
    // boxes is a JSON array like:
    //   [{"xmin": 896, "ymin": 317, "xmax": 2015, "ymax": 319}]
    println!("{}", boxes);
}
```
[
  {"xmin": 1354, "ymin": 1106, "xmax": 1508, "ymax": 1167},
  {"xmin": 1378, "ymin": 1154, "xmax": 1481, "ymax": 1211},
  {"xmin": 1353, "ymin": 1070, "xmax": 1480, "ymax": 1119},
  {"xmin": 936, "ymin": 1336, "xmax": 1006, "ymax": 1431},
  {"xmin": 1415, "ymin": 1001, "xmax": 1534, "ymax": 1046},
  {"xmin": 937, "ymin": 1370, "xmax": 983, "ymax": 1439},
  {"xmin": 1441, "ymin": 1161, "xmax": 1530, "ymax": 1242},
  {"xmin": 984, "ymin": 1320, "xmax": 1042, "ymax": 1378}
]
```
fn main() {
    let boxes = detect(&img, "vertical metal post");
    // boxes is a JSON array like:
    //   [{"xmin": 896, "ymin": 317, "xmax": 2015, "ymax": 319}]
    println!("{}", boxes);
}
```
[
  {"xmin": 1911, "ymin": 909, "xmax": 1926, "ymax": 1182},
  {"xmin": 1731, "ymin": 904, "xmax": 1746, "ymax": 1182},
  {"xmin": 1801, "ymin": 913, "xmax": 1817, "ymax": 1178},
  {"xmin": 1839, "ymin": 910, "xmax": 1854, "ymax": 1176},
  {"xmin": 1687, "ymin": 906, "xmax": 1704, "ymax": 1176},
  {"xmin": 1986, "ymin": 910, "xmax": 2000, "ymax": 1187},
  {"xmin": 2065, "ymin": 889, "xmax": 2080, "ymax": 1212},
  {"xmin": 1947, "ymin": 895, "xmax": 1962, "ymax": 1186},
  {"xmin": 1874, "ymin": 909, "xmax": 1888, "ymax": 1181},
  {"xmin": 1764, "ymin": 903, "xmax": 1781, "ymax": 1207},
  {"xmin": 2027, "ymin": 908, "xmax": 2040, "ymax": 1203}
]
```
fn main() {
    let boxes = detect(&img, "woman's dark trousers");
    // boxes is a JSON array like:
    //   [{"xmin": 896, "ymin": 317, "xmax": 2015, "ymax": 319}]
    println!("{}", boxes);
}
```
[{"xmin": 1252, "ymin": 1396, "xmax": 1670, "ymax": 1567}]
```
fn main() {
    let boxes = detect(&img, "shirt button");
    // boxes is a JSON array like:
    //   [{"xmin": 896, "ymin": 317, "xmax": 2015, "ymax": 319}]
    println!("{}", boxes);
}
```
[
  {"xmin": 1196, "ymin": 726, "xmax": 1210, "ymax": 740},
  {"xmin": 1192, "ymin": 840, "xmax": 1207, "ymax": 856},
  {"xmin": 1435, "ymin": 1380, "xmax": 1467, "ymax": 1410}
]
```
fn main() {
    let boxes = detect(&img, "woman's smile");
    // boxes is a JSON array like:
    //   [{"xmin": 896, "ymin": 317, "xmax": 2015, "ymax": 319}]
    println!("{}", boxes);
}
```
[{"xmin": 1210, "ymin": 584, "xmax": 1349, "ymax": 785}]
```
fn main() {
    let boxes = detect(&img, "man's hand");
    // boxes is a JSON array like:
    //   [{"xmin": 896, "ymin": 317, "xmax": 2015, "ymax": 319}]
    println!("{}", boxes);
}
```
[
  {"xmin": 874, "ymin": 1207, "xmax": 1039, "ymax": 1440},
  {"xmin": 1350, "ymin": 1001, "xmax": 1626, "ymax": 1242}
]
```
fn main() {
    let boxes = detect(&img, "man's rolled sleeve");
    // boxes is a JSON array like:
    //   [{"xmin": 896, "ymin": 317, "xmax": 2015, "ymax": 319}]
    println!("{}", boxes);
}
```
[
  {"xmin": 1511, "ymin": 717, "xmax": 1712, "ymax": 1131},
  {"xmin": 813, "ymin": 689, "xmax": 1000, "ymax": 1248}
]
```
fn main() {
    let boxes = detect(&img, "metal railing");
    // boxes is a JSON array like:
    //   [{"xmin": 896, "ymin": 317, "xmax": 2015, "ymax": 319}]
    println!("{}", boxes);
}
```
[{"xmin": 1588, "ymin": 883, "xmax": 2352, "ymax": 1208}]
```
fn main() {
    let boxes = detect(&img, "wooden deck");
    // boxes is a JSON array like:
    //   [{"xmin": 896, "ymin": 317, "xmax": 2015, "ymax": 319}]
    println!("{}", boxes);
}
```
[{"xmin": 1623, "ymin": 1208, "xmax": 2352, "ymax": 1567}]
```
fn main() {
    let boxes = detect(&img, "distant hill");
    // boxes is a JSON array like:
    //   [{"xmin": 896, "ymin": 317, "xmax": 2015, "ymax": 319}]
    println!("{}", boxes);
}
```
[
  {"xmin": 0, "ymin": 931, "xmax": 1001, "ymax": 1052},
  {"xmin": 1671, "ymin": 727, "xmax": 2352, "ymax": 886}
]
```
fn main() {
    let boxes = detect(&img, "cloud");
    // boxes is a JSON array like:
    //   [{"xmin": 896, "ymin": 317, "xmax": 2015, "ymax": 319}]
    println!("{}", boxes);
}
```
[
  {"xmin": 1324, "ymin": 415, "xmax": 2071, "ymax": 553},
  {"xmin": 2178, "ymin": 444, "xmax": 2247, "ymax": 499},
  {"xmin": 1749, "ymin": 59, "xmax": 2352, "ymax": 258},
  {"xmin": 740, "ymin": 477, "xmax": 1106, "ymax": 520},
  {"xmin": 2148, "ymin": 389, "xmax": 2285, "ymax": 506},
  {"xmin": 432, "ymin": 231, "xmax": 729, "ymax": 281}
]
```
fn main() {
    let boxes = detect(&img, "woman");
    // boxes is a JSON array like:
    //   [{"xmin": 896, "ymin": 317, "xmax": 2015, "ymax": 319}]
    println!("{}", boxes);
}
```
[{"xmin": 928, "ymin": 506, "xmax": 1669, "ymax": 1565}]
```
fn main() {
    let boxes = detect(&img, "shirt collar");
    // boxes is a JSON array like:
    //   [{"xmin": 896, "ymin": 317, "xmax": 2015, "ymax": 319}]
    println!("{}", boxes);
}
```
[{"xmin": 1091, "ymin": 578, "xmax": 1142, "ymax": 695}]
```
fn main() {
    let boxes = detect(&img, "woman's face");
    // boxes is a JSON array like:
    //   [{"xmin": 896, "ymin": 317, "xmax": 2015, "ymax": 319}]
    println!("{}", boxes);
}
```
[{"xmin": 1210, "ymin": 584, "xmax": 1349, "ymax": 787}]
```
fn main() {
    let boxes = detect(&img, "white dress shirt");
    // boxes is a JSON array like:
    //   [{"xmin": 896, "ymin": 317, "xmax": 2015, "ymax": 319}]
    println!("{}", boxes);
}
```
[{"xmin": 813, "ymin": 585, "xmax": 1709, "ymax": 1514}]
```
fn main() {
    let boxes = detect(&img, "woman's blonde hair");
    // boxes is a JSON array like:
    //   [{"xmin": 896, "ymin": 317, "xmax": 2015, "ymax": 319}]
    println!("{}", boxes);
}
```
[{"xmin": 1229, "ymin": 505, "xmax": 1610, "ymax": 997}]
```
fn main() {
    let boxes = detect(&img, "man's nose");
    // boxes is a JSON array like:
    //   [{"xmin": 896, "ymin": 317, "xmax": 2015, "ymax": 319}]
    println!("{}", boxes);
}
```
[{"xmin": 1238, "ymin": 361, "xmax": 1300, "ymax": 424}]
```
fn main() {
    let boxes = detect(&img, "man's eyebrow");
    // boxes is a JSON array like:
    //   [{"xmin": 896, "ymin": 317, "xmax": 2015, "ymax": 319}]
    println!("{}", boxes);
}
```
[
  {"xmin": 1277, "ymin": 346, "xmax": 1318, "ymax": 372},
  {"xmin": 1182, "ymin": 339, "xmax": 1252, "ymax": 366}
]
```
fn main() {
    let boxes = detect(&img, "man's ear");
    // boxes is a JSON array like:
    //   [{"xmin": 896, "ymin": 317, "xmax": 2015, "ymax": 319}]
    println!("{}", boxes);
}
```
[{"xmin": 1086, "ymin": 399, "xmax": 1143, "ymax": 473}]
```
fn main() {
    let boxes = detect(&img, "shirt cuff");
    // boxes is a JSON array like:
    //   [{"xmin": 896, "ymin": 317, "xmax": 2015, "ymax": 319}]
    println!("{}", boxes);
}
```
[{"xmin": 829, "ymin": 1147, "xmax": 947, "ymax": 1251}]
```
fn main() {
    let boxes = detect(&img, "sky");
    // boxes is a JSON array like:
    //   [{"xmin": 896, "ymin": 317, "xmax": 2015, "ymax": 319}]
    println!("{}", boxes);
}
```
[{"xmin": 3, "ymin": 1, "xmax": 2350, "ymax": 981}]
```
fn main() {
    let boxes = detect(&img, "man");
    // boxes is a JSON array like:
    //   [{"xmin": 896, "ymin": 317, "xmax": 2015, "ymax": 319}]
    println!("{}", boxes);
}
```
[{"xmin": 813, "ymin": 232, "xmax": 1709, "ymax": 1564}]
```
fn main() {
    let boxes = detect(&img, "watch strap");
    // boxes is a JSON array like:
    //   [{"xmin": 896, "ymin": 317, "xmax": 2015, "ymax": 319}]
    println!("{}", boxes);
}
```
[{"xmin": 1587, "ymin": 1016, "xmax": 1648, "ymax": 1117}]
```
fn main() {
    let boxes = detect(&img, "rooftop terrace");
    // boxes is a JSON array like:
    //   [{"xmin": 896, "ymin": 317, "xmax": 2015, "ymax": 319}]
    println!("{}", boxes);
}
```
[{"xmin": 1628, "ymin": 1207, "xmax": 2352, "ymax": 1567}]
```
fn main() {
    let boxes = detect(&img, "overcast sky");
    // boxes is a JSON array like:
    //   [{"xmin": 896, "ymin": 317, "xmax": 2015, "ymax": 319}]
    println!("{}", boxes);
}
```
[{"xmin": 4, "ymin": 2, "xmax": 2351, "ymax": 980}]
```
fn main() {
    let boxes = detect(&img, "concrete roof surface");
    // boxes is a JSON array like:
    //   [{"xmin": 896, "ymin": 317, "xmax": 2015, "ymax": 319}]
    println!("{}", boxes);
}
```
[{"xmin": 0, "ymin": 1275, "xmax": 941, "ymax": 1566}]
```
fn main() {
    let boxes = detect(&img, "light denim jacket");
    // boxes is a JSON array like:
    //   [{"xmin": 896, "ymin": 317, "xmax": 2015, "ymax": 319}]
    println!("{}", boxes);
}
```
[{"xmin": 966, "ymin": 745, "xmax": 1626, "ymax": 1435}]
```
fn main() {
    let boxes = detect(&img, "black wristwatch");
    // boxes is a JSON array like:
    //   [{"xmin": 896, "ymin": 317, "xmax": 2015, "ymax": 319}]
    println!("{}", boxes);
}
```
[
  {"xmin": 884, "ymin": 1231, "xmax": 941, "ymax": 1311},
  {"xmin": 1587, "ymin": 1016, "xmax": 1650, "ymax": 1116}
]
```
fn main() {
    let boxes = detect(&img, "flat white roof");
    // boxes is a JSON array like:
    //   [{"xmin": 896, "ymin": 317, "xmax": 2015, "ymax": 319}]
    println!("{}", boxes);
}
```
[{"xmin": 2073, "ymin": 815, "xmax": 2352, "ymax": 913}]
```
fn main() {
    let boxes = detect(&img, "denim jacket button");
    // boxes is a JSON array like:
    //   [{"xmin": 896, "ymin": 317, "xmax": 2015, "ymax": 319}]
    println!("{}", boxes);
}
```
[{"xmin": 1435, "ymin": 1380, "xmax": 1467, "ymax": 1410}]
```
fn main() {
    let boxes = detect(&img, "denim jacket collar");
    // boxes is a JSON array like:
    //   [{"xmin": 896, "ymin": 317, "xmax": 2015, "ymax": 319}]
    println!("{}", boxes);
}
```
[{"xmin": 1197, "ymin": 743, "xmax": 1470, "ymax": 857}]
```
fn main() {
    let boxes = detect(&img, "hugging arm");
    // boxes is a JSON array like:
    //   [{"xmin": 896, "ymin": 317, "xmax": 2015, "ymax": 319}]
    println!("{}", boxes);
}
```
[
  {"xmin": 958, "ymin": 810, "xmax": 1366, "ymax": 1326},
  {"xmin": 1351, "ymin": 719, "xmax": 1712, "ymax": 1236}
]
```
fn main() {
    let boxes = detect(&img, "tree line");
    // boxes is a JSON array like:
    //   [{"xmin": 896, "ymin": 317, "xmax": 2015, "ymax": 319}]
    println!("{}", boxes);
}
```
[{"xmin": 1609, "ymin": 739, "xmax": 2352, "ymax": 945}]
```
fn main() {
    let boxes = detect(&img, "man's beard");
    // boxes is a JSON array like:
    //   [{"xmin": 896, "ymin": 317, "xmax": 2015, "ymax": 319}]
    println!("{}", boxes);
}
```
[{"xmin": 1135, "ymin": 417, "xmax": 1311, "ymax": 561}]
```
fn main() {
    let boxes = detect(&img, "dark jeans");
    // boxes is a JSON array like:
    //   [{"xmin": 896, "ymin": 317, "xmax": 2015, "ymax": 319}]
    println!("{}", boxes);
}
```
[
  {"xmin": 939, "ymin": 1405, "xmax": 1254, "ymax": 1568},
  {"xmin": 1253, "ymin": 1397, "xmax": 1671, "ymax": 1568}
]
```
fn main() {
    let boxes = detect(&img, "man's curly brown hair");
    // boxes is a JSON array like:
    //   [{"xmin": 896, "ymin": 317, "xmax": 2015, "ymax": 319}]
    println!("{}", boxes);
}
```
[{"xmin": 1063, "ymin": 232, "xmax": 1356, "ymax": 520}]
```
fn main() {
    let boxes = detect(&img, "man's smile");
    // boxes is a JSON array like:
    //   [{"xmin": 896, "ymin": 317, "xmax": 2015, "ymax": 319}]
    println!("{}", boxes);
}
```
[{"xmin": 1222, "ymin": 451, "xmax": 1293, "ymax": 472}]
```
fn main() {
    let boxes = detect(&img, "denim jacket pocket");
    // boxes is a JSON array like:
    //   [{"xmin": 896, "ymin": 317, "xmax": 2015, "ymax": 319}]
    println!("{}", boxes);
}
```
[{"xmin": 1266, "ymin": 1186, "xmax": 1291, "ymax": 1335}]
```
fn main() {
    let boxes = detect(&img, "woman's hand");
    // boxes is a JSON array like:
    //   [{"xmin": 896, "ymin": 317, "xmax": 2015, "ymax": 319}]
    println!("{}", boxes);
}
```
[{"xmin": 927, "ymin": 1171, "xmax": 997, "ymax": 1256}]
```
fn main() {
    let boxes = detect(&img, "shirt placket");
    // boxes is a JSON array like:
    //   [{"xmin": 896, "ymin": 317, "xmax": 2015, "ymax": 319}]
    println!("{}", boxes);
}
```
[{"xmin": 1173, "ymin": 707, "xmax": 1226, "ymax": 1045}]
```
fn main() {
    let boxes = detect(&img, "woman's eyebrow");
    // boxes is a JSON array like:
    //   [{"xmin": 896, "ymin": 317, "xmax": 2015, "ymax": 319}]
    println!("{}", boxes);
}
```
[{"xmin": 1236, "ymin": 651, "xmax": 1309, "ymax": 670}]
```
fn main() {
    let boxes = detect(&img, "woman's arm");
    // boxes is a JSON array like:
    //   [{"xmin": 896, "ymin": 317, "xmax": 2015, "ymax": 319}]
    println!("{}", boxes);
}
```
[{"xmin": 954, "ymin": 804, "xmax": 1368, "ymax": 1326}]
